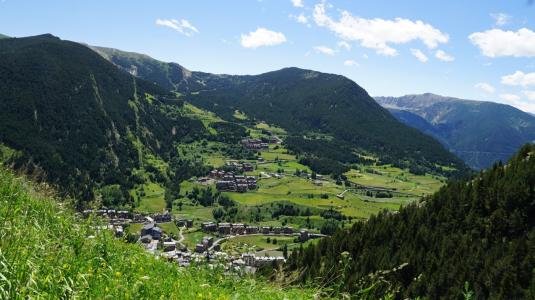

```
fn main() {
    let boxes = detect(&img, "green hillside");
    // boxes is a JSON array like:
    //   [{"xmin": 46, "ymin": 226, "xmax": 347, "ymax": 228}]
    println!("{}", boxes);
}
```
[
  {"xmin": 94, "ymin": 48, "xmax": 469, "ymax": 178},
  {"xmin": 285, "ymin": 144, "xmax": 535, "ymax": 299},
  {"xmin": 0, "ymin": 34, "xmax": 207, "ymax": 204},
  {"xmin": 0, "ymin": 166, "xmax": 321, "ymax": 299}
]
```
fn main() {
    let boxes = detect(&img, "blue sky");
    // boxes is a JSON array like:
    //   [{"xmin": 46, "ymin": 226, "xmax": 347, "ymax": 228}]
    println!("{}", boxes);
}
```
[{"xmin": 2, "ymin": 0, "xmax": 535, "ymax": 112}]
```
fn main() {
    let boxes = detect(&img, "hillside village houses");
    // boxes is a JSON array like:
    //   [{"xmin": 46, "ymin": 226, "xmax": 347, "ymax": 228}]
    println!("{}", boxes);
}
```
[
  {"xmin": 211, "ymin": 171, "xmax": 258, "ymax": 192},
  {"xmin": 241, "ymin": 253, "xmax": 285, "ymax": 267},
  {"xmin": 81, "ymin": 184, "xmax": 322, "ymax": 272},
  {"xmin": 241, "ymin": 138, "xmax": 269, "ymax": 150},
  {"xmin": 201, "ymin": 221, "xmax": 297, "ymax": 236},
  {"xmin": 241, "ymin": 130, "xmax": 283, "ymax": 149}
]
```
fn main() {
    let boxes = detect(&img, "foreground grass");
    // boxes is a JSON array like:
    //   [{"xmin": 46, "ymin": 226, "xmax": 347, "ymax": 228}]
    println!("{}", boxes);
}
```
[{"xmin": 0, "ymin": 168, "xmax": 321, "ymax": 299}]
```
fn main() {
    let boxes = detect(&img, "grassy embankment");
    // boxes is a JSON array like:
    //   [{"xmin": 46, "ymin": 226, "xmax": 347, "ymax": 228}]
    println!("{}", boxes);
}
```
[{"xmin": 0, "ymin": 167, "xmax": 323, "ymax": 299}]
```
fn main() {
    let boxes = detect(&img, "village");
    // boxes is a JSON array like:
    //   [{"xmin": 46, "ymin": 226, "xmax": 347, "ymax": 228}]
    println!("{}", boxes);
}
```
[
  {"xmin": 82, "ymin": 124, "xmax": 439, "ymax": 275},
  {"xmin": 83, "ymin": 208, "xmax": 323, "ymax": 271}
]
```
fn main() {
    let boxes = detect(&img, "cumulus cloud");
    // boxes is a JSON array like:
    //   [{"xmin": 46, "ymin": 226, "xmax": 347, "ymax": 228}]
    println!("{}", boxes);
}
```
[
  {"xmin": 498, "ymin": 93, "xmax": 535, "ymax": 113},
  {"xmin": 500, "ymin": 94, "xmax": 520, "ymax": 102},
  {"xmin": 491, "ymin": 13, "xmax": 511, "ymax": 27},
  {"xmin": 337, "ymin": 41, "xmax": 351, "ymax": 50},
  {"xmin": 435, "ymin": 50, "xmax": 455, "ymax": 62},
  {"xmin": 500, "ymin": 93, "xmax": 521, "ymax": 102},
  {"xmin": 156, "ymin": 19, "xmax": 199, "ymax": 36},
  {"xmin": 343, "ymin": 59, "xmax": 359, "ymax": 67},
  {"xmin": 469, "ymin": 28, "xmax": 535, "ymax": 58},
  {"xmin": 475, "ymin": 82, "xmax": 496, "ymax": 94},
  {"xmin": 523, "ymin": 90, "xmax": 535, "ymax": 100},
  {"xmin": 312, "ymin": 2, "xmax": 448, "ymax": 56},
  {"xmin": 410, "ymin": 49, "xmax": 428, "ymax": 62},
  {"xmin": 290, "ymin": 13, "xmax": 309, "ymax": 26},
  {"xmin": 501, "ymin": 71, "xmax": 535, "ymax": 87},
  {"xmin": 240, "ymin": 28, "xmax": 287, "ymax": 49},
  {"xmin": 313, "ymin": 46, "xmax": 336, "ymax": 55},
  {"xmin": 291, "ymin": 0, "xmax": 304, "ymax": 7}
]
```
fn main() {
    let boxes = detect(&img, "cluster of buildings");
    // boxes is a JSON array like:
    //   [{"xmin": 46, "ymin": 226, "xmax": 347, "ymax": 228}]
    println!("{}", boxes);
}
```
[
  {"xmin": 140, "ymin": 223, "xmax": 163, "ymax": 242},
  {"xmin": 240, "ymin": 253, "xmax": 285, "ymax": 267},
  {"xmin": 152, "ymin": 212, "xmax": 172, "ymax": 223},
  {"xmin": 81, "ymin": 209, "xmax": 174, "ymax": 225},
  {"xmin": 82, "ymin": 209, "xmax": 135, "ymax": 221},
  {"xmin": 241, "ymin": 138, "xmax": 270, "ymax": 150},
  {"xmin": 195, "ymin": 236, "xmax": 217, "ymax": 253},
  {"xmin": 223, "ymin": 161, "xmax": 254, "ymax": 172},
  {"xmin": 161, "ymin": 250, "xmax": 193, "ymax": 267},
  {"xmin": 201, "ymin": 222, "xmax": 296, "ymax": 236},
  {"xmin": 176, "ymin": 218, "xmax": 194, "ymax": 228},
  {"xmin": 212, "ymin": 172, "xmax": 258, "ymax": 192}
]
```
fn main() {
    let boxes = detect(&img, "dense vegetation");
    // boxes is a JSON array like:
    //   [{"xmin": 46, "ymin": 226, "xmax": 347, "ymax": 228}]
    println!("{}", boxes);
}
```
[
  {"xmin": 285, "ymin": 144, "xmax": 535, "ymax": 299},
  {"xmin": 0, "ymin": 166, "xmax": 321, "ymax": 299},
  {"xmin": 182, "ymin": 68, "xmax": 469, "ymax": 177},
  {"xmin": 376, "ymin": 93, "xmax": 535, "ymax": 169},
  {"xmin": 0, "ymin": 35, "xmax": 207, "ymax": 206},
  {"xmin": 95, "ymin": 48, "xmax": 469, "ymax": 178}
]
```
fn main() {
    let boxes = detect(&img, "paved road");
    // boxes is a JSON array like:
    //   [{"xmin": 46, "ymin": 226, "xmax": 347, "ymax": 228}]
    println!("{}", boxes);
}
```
[{"xmin": 176, "ymin": 226, "xmax": 186, "ymax": 248}]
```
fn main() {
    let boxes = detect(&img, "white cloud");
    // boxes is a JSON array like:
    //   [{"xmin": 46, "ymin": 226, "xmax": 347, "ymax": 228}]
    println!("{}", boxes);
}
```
[
  {"xmin": 469, "ymin": 28, "xmax": 535, "ymax": 58},
  {"xmin": 240, "ymin": 28, "xmax": 287, "ymax": 49},
  {"xmin": 362, "ymin": 54, "xmax": 369, "ymax": 59},
  {"xmin": 475, "ymin": 82, "xmax": 495, "ymax": 94},
  {"xmin": 410, "ymin": 48, "xmax": 428, "ymax": 62},
  {"xmin": 312, "ymin": 2, "xmax": 448, "ymax": 56},
  {"xmin": 522, "ymin": 90, "xmax": 535, "ymax": 100},
  {"xmin": 435, "ymin": 49, "xmax": 454, "ymax": 62},
  {"xmin": 291, "ymin": 0, "xmax": 304, "ymax": 7},
  {"xmin": 343, "ymin": 59, "xmax": 359, "ymax": 67},
  {"xmin": 501, "ymin": 71, "xmax": 535, "ymax": 87},
  {"xmin": 337, "ymin": 41, "xmax": 351, "ymax": 50},
  {"xmin": 155, "ymin": 18, "xmax": 199, "ymax": 36},
  {"xmin": 290, "ymin": 13, "xmax": 309, "ymax": 26},
  {"xmin": 500, "ymin": 93, "xmax": 521, "ymax": 102},
  {"xmin": 498, "ymin": 93, "xmax": 535, "ymax": 113},
  {"xmin": 313, "ymin": 46, "xmax": 336, "ymax": 55},
  {"xmin": 491, "ymin": 13, "xmax": 511, "ymax": 27}
]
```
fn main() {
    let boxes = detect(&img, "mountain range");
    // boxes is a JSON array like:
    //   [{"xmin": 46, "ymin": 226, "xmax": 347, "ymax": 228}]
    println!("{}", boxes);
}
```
[
  {"xmin": 0, "ymin": 34, "xmax": 469, "ymax": 204},
  {"xmin": 2, "ymin": 33, "xmax": 535, "ymax": 299},
  {"xmin": 93, "ymin": 46, "xmax": 467, "ymax": 177},
  {"xmin": 375, "ymin": 93, "xmax": 535, "ymax": 169}
]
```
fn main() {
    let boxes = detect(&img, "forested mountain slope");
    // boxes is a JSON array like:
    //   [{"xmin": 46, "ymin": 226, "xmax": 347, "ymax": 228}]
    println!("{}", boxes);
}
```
[
  {"xmin": 376, "ymin": 93, "xmax": 535, "ymax": 169},
  {"xmin": 0, "ymin": 34, "xmax": 206, "ymax": 204},
  {"xmin": 285, "ymin": 144, "xmax": 535, "ymax": 299},
  {"xmin": 94, "ymin": 47, "xmax": 469, "ymax": 177}
]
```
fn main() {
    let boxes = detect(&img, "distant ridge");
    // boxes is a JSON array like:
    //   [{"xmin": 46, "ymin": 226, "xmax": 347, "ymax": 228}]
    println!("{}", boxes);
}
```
[{"xmin": 376, "ymin": 93, "xmax": 535, "ymax": 169}]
